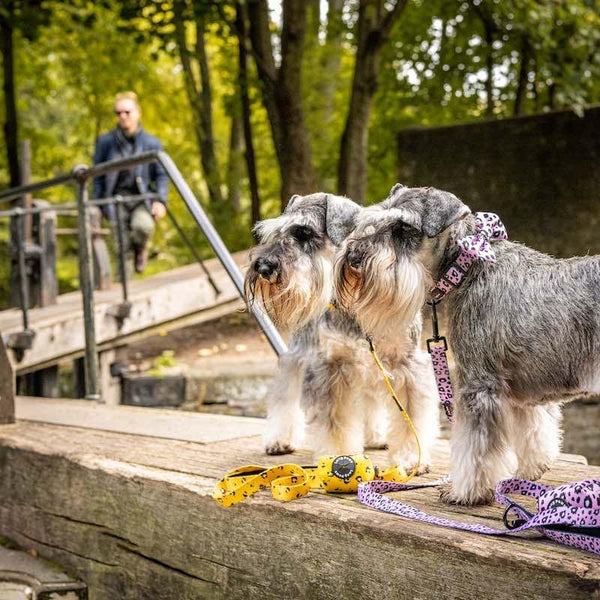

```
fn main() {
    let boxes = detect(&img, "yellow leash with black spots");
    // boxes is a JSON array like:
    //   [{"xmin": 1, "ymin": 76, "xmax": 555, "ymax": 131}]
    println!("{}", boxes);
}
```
[
  {"xmin": 213, "ymin": 454, "xmax": 410, "ymax": 507},
  {"xmin": 213, "ymin": 312, "xmax": 422, "ymax": 507}
]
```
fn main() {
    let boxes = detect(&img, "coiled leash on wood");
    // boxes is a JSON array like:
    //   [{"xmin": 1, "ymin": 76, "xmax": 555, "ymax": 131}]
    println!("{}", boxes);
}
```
[
  {"xmin": 214, "ymin": 333, "xmax": 423, "ymax": 507},
  {"xmin": 213, "ymin": 454, "xmax": 408, "ymax": 507}
]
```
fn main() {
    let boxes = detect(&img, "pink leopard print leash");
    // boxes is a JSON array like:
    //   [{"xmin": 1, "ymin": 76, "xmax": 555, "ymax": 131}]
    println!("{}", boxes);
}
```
[{"xmin": 357, "ymin": 477, "xmax": 600, "ymax": 556}]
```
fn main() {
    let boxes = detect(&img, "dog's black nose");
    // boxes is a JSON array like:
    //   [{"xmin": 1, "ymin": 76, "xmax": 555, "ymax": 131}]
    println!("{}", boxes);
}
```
[
  {"xmin": 255, "ymin": 257, "xmax": 278, "ymax": 278},
  {"xmin": 347, "ymin": 249, "xmax": 362, "ymax": 268}
]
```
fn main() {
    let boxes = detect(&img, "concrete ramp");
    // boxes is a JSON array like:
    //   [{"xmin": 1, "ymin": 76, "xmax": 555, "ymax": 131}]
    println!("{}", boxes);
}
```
[{"xmin": 0, "ymin": 251, "xmax": 249, "ymax": 375}]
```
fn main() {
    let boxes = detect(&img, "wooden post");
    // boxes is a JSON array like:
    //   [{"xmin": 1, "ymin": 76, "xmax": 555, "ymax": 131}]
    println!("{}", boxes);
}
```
[
  {"xmin": 0, "ymin": 333, "xmax": 16, "ymax": 424},
  {"xmin": 89, "ymin": 205, "xmax": 112, "ymax": 290},
  {"xmin": 30, "ymin": 200, "xmax": 58, "ymax": 308},
  {"xmin": 99, "ymin": 347, "xmax": 128, "ymax": 406},
  {"xmin": 74, "ymin": 357, "xmax": 86, "ymax": 399}
]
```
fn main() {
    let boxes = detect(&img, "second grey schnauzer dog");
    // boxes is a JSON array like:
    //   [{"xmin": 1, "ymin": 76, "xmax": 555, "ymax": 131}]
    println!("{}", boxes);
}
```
[
  {"xmin": 245, "ymin": 192, "xmax": 438, "ymax": 470},
  {"xmin": 335, "ymin": 184, "xmax": 599, "ymax": 505}
]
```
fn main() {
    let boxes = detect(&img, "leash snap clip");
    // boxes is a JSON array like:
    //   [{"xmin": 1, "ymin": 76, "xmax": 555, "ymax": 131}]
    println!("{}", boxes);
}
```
[
  {"xmin": 426, "ymin": 335, "xmax": 448, "ymax": 354},
  {"xmin": 426, "ymin": 299, "xmax": 447, "ymax": 353},
  {"xmin": 502, "ymin": 502, "xmax": 533, "ymax": 530}
]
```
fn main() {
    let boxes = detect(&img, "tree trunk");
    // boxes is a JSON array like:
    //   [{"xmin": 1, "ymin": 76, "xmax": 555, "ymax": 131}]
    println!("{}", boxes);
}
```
[
  {"xmin": 532, "ymin": 54, "xmax": 540, "ymax": 113},
  {"xmin": 173, "ymin": 0, "xmax": 223, "ymax": 207},
  {"xmin": 470, "ymin": 1, "xmax": 495, "ymax": 119},
  {"xmin": 318, "ymin": 0, "xmax": 344, "ymax": 129},
  {"xmin": 514, "ymin": 37, "xmax": 531, "ymax": 117},
  {"xmin": 235, "ymin": 2, "xmax": 261, "ymax": 227},
  {"xmin": 195, "ymin": 17, "xmax": 224, "ymax": 207},
  {"xmin": 247, "ymin": 0, "xmax": 284, "ymax": 167},
  {"xmin": 484, "ymin": 20, "xmax": 495, "ymax": 118},
  {"xmin": 0, "ymin": 17, "xmax": 20, "ymax": 187},
  {"xmin": 337, "ymin": 0, "xmax": 407, "ymax": 204},
  {"xmin": 226, "ymin": 112, "xmax": 243, "ymax": 213},
  {"xmin": 277, "ymin": 0, "xmax": 317, "ymax": 203},
  {"xmin": 432, "ymin": 10, "xmax": 449, "ymax": 105},
  {"xmin": 248, "ymin": 0, "xmax": 317, "ymax": 208}
]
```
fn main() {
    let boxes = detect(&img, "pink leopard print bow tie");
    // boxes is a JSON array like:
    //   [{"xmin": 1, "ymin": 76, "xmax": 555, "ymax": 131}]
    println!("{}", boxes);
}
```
[
  {"xmin": 430, "ymin": 212, "xmax": 508, "ymax": 300},
  {"xmin": 456, "ymin": 212, "xmax": 508, "ymax": 264}
]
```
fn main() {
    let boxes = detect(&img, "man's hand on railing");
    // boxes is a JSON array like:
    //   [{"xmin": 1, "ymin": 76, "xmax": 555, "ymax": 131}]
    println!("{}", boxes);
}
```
[{"xmin": 151, "ymin": 201, "xmax": 167, "ymax": 220}]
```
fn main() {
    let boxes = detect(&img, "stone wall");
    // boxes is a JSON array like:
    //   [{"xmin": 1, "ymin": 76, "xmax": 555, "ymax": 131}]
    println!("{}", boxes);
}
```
[{"xmin": 397, "ymin": 106, "xmax": 600, "ymax": 257}]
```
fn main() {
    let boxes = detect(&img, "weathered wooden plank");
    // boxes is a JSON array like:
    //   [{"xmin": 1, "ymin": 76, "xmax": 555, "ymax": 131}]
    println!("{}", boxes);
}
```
[
  {"xmin": 0, "ymin": 335, "xmax": 15, "ymax": 424},
  {"xmin": 0, "ymin": 419, "xmax": 598, "ymax": 600},
  {"xmin": 0, "ymin": 251, "xmax": 250, "ymax": 374},
  {"xmin": 15, "ymin": 396, "xmax": 264, "ymax": 444}
]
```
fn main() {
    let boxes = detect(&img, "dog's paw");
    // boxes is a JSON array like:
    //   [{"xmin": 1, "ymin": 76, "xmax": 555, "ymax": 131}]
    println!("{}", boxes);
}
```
[
  {"xmin": 407, "ymin": 462, "xmax": 430, "ymax": 476},
  {"xmin": 516, "ymin": 463, "xmax": 550, "ymax": 482},
  {"xmin": 390, "ymin": 451, "xmax": 428, "ymax": 476},
  {"xmin": 439, "ymin": 483, "xmax": 494, "ymax": 506},
  {"xmin": 365, "ymin": 441, "xmax": 388, "ymax": 450},
  {"xmin": 264, "ymin": 440, "xmax": 295, "ymax": 455}
]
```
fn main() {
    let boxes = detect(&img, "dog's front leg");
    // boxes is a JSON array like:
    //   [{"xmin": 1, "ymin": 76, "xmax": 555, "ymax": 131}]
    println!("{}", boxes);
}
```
[
  {"xmin": 264, "ymin": 351, "xmax": 305, "ymax": 455},
  {"xmin": 394, "ymin": 353, "xmax": 440, "ymax": 474},
  {"xmin": 511, "ymin": 403, "xmax": 562, "ymax": 480},
  {"xmin": 442, "ymin": 387, "xmax": 516, "ymax": 505},
  {"xmin": 363, "ymin": 391, "xmax": 389, "ymax": 450},
  {"xmin": 301, "ymin": 356, "xmax": 365, "ymax": 460}
]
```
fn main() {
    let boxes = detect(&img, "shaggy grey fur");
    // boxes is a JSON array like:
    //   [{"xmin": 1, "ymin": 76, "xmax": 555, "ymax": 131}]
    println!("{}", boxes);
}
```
[
  {"xmin": 245, "ymin": 192, "xmax": 439, "ymax": 468},
  {"xmin": 335, "ymin": 184, "xmax": 600, "ymax": 504}
]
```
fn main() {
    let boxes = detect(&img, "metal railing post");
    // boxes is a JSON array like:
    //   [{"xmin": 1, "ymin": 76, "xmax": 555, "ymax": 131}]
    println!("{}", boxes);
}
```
[
  {"xmin": 74, "ymin": 167, "xmax": 100, "ymax": 400},
  {"xmin": 156, "ymin": 151, "xmax": 288, "ymax": 357},
  {"xmin": 14, "ymin": 208, "xmax": 30, "ymax": 330},
  {"xmin": 114, "ymin": 197, "xmax": 129, "ymax": 304}
]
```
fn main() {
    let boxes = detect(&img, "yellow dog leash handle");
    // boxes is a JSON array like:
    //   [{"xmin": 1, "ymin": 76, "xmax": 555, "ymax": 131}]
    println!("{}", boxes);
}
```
[
  {"xmin": 213, "ymin": 455, "xmax": 409, "ymax": 507},
  {"xmin": 213, "ymin": 464, "xmax": 318, "ymax": 507}
]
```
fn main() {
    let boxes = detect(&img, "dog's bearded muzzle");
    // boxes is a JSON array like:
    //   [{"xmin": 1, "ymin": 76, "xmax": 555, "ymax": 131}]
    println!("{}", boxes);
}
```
[
  {"xmin": 334, "ymin": 245, "xmax": 426, "ymax": 338},
  {"xmin": 245, "ymin": 252, "xmax": 331, "ymax": 333}
]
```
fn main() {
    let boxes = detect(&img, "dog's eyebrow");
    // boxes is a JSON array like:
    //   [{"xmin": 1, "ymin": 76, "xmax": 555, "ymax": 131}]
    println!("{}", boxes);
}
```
[
  {"xmin": 284, "ymin": 217, "xmax": 319, "ymax": 232},
  {"xmin": 356, "ymin": 208, "xmax": 420, "ymax": 232}
]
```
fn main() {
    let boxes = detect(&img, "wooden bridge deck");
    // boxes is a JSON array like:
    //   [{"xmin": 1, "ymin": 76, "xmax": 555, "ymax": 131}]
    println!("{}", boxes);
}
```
[
  {"xmin": 0, "ymin": 396, "xmax": 598, "ymax": 599},
  {"xmin": 0, "ymin": 251, "xmax": 249, "ymax": 374}
]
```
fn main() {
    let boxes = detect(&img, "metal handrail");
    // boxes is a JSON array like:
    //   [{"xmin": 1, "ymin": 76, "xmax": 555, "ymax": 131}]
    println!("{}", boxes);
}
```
[
  {"xmin": 0, "ymin": 193, "xmax": 157, "ymax": 218},
  {"xmin": 0, "ymin": 151, "xmax": 287, "ymax": 400}
]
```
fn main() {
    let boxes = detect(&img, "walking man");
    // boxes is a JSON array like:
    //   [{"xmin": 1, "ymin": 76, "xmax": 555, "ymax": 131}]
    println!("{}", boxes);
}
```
[{"xmin": 92, "ymin": 91, "xmax": 168, "ymax": 273}]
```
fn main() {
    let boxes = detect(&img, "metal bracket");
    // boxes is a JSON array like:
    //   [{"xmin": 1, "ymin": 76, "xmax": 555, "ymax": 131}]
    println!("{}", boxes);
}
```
[
  {"xmin": 6, "ymin": 329, "xmax": 36, "ymax": 362},
  {"xmin": 107, "ymin": 301, "xmax": 132, "ymax": 326}
]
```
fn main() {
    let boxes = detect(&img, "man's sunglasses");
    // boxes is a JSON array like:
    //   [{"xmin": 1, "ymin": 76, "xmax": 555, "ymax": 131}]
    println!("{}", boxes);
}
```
[{"xmin": 115, "ymin": 110, "xmax": 131, "ymax": 115}]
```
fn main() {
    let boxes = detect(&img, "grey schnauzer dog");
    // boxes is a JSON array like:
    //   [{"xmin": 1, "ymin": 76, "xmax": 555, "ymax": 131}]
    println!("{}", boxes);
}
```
[
  {"xmin": 245, "ymin": 192, "xmax": 438, "ymax": 470},
  {"xmin": 335, "ymin": 183, "xmax": 599, "ymax": 505}
]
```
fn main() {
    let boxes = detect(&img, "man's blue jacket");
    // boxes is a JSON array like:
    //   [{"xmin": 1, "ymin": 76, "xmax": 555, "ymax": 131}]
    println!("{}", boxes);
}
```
[{"xmin": 92, "ymin": 127, "xmax": 168, "ymax": 216}]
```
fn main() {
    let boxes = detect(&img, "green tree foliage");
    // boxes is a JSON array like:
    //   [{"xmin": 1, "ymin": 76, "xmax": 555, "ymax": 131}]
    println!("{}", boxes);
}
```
[
  {"xmin": 367, "ymin": 0, "xmax": 600, "ymax": 203},
  {"xmin": 1, "ymin": 0, "xmax": 599, "ymax": 306}
]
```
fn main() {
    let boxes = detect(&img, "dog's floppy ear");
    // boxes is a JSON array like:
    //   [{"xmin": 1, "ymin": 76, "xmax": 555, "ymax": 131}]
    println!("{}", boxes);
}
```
[
  {"xmin": 325, "ymin": 194, "xmax": 361, "ymax": 245},
  {"xmin": 387, "ymin": 183, "xmax": 408, "ymax": 203},
  {"xmin": 420, "ymin": 188, "xmax": 470, "ymax": 238},
  {"xmin": 284, "ymin": 194, "xmax": 302, "ymax": 214}
]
